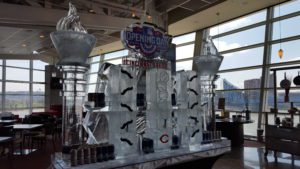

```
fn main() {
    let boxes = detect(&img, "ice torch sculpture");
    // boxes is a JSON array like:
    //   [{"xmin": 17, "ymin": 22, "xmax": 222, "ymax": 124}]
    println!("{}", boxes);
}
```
[
  {"xmin": 50, "ymin": 2, "xmax": 96, "ymax": 153},
  {"xmin": 194, "ymin": 37, "xmax": 223, "ymax": 132}
]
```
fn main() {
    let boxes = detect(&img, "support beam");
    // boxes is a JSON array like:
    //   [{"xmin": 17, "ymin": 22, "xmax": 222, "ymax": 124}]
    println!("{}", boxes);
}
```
[{"xmin": 0, "ymin": 3, "xmax": 139, "ymax": 31}]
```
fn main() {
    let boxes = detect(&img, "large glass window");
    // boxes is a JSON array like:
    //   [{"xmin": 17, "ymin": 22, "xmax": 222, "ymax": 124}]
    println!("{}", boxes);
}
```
[
  {"xmin": 220, "ymin": 47, "xmax": 264, "ymax": 70},
  {"xmin": 172, "ymin": 32, "xmax": 196, "ymax": 45},
  {"xmin": 272, "ymin": 15, "xmax": 300, "ymax": 40},
  {"xmin": 90, "ymin": 63, "xmax": 99, "ymax": 73},
  {"xmin": 33, "ymin": 60, "xmax": 47, "ymax": 70},
  {"xmin": 176, "ymin": 44, "xmax": 195, "ymax": 60},
  {"xmin": 213, "ymin": 25, "xmax": 265, "ymax": 52},
  {"xmin": 104, "ymin": 50, "xmax": 128, "ymax": 60},
  {"xmin": 176, "ymin": 60, "xmax": 193, "ymax": 71},
  {"xmin": 5, "ymin": 82, "xmax": 29, "ymax": 94},
  {"xmin": 209, "ymin": 10, "xmax": 267, "ymax": 36},
  {"xmin": 6, "ymin": 67, "xmax": 29, "ymax": 81},
  {"xmin": 1, "ymin": 59, "xmax": 48, "ymax": 117},
  {"xmin": 6, "ymin": 60, "xmax": 30, "ymax": 68},
  {"xmin": 91, "ymin": 55, "xmax": 101, "ymax": 63},
  {"xmin": 216, "ymin": 69, "xmax": 262, "ymax": 90},
  {"xmin": 274, "ymin": 0, "xmax": 300, "ymax": 18},
  {"xmin": 270, "ymin": 39, "xmax": 300, "ymax": 63},
  {"xmin": 33, "ymin": 70, "xmax": 45, "ymax": 82}
]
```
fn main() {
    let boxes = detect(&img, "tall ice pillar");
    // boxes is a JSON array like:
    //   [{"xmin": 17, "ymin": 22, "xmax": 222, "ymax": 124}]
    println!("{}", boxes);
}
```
[{"xmin": 50, "ymin": 2, "xmax": 96, "ymax": 153}]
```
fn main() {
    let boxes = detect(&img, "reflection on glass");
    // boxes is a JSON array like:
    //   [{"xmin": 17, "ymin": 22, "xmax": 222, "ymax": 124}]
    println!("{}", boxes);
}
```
[
  {"xmin": 104, "ymin": 50, "xmax": 128, "ymax": 60},
  {"xmin": 209, "ymin": 10, "xmax": 266, "ymax": 36},
  {"xmin": 33, "ymin": 96, "xmax": 45, "ymax": 108},
  {"xmin": 176, "ymin": 60, "xmax": 192, "ymax": 71},
  {"xmin": 216, "ymin": 68, "xmax": 262, "ymax": 89},
  {"xmin": 90, "ymin": 63, "xmax": 99, "ymax": 73},
  {"xmin": 220, "ymin": 47, "xmax": 263, "ymax": 70},
  {"xmin": 176, "ymin": 44, "xmax": 194, "ymax": 60},
  {"xmin": 273, "ymin": 15, "xmax": 300, "ymax": 40},
  {"xmin": 172, "ymin": 32, "xmax": 196, "ymax": 45},
  {"xmin": 33, "ymin": 70, "xmax": 45, "ymax": 82},
  {"xmin": 33, "ymin": 84, "xmax": 45, "ymax": 94},
  {"xmin": 213, "ymin": 25, "xmax": 265, "ymax": 52},
  {"xmin": 271, "ymin": 39, "xmax": 300, "ymax": 63},
  {"xmin": 33, "ymin": 60, "xmax": 48, "ymax": 70},
  {"xmin": 274, "ymin": 0, "xmax": 300, "ymax": 18},
  {"xmin": 6, "ymin": 82, "xmax": 29, "ymax": 94},
  {"xmin": 89, "ymin": 74, "xmax": 98, "ymax": 83},
  {"xmin": 6, "ymin": 60, "xmax": 30, "ymax": 68},
  {"xmin": 6, "ymin": 67, "xmax": 29, "ymax": 81}
]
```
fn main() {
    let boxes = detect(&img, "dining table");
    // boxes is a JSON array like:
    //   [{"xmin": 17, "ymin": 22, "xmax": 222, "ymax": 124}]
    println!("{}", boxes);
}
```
[
  {"xmin": 0, "ymin": 136, "xmax": 14, "ymax": 158},
  {"xmin": 0, "ymin": 119, "xmax": 17, "ymax": 125},
  {"xmin": 7, "ymin": 124, "xmax": 43, "ymax": 155}
]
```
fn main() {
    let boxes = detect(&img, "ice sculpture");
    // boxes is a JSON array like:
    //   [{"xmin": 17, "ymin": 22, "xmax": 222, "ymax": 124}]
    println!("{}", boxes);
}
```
[
  {"xmin": 145, "ymin": 68, "xmax": 172, "ymax": 151},
  {"xmin": 173, "ymin": 71, "xmax": 202, "ymax": 149},
  {"xmin": 83, "ymin": 64, "xmax": 140, "ymax": 158},
  {"xmin": 50, "ymin": 2, "xmax": 96, "ymax": 153},
  {"xmin": 194, "ymin": 37, "xmax": 223, "ymax": 131}
]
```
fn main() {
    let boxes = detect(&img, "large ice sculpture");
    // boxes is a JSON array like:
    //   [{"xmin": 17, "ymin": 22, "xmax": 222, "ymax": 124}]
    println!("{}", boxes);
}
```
[
  {"xmin": 194, "ymin": 37, "xmax": 223, "ymax": 77},
  {"xmin": 50, "ymin": 2, "xmax": 96, "ymax": 153},
  {"xmin": 145, "ymin": 68, "xmax": 172, "ymax": 151},
  {"xmin": 83, "ymin": 64, "xmax": 140, "ymax": 158},
  {"xmin": 194, "ymin": 37, "xmax": 223, "ymax": 131},
  {"xmin": 173, "ymin": 71, "xmax": 202, "ymax": 149}
]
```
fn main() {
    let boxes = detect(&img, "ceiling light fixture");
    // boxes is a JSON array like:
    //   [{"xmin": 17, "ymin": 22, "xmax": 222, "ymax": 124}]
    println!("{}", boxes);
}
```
[
  {"xmin": 89, "ymin": 9, "xmax": 95, "ymax": 13},
  {"xmin": 40, "ymin": 35, "xmax": 45, "ymax": 38},
  {"xmin": 22, "ymin": 44, "xmax": 27, "ymax": 47},
  {"xmin": 131, "ymin": 10, "xmax": 136, "ymax": 18},
  {"xmin": 146, "ymin": 11, "xmax": 152, "ymax": 20}
]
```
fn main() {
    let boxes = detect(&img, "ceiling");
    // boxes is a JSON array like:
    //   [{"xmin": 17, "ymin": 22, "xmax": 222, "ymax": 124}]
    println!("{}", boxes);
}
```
[
  {"xmin": 0, "ymin": 0, "xmax": 226, "ymax": 61},
  {"xmin": 0, "ymin": 0, "xmax": 290, "ymax": 61}
]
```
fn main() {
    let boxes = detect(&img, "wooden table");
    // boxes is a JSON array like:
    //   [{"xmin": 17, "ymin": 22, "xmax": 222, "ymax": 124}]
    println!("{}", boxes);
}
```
[
  {"xmin": 8, "ymin": 124, "xmax": 43, "ymax": 155},
  {"xmin": 216, "ymin": 119, "xmax": 254, "ymax": 147}
]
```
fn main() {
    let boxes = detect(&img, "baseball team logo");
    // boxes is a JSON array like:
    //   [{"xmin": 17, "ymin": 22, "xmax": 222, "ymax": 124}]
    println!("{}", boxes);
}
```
[{"xmin": 121, "ymin": 23, "xmax": 172, "ymax": 58}]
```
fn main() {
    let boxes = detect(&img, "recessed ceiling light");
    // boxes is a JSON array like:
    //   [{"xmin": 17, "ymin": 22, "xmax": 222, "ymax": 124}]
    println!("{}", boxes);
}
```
[
  {"xmin": 89, "ymin": 9, "xmax": 95, "ymax": 13},
  {"xmin": 33, "ymin": 50, "xmax": 39, "ymax": 54},
  {"xmin": 39, "ymin": 35, "xmax": 45, "ymax": 38},
  {"xmin": 22, "ymin": 44, "xmax": 27, "ymax": 47}
]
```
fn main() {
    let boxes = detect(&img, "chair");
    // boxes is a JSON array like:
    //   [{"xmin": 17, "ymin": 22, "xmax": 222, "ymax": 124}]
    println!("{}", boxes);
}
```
[
  {"xmin": 0, "ymin": 126, "xmax": 22, "ymax": 155},
  {"xmin": 31, "ymin": 122, "xmax": 56, "ymax": 151}
]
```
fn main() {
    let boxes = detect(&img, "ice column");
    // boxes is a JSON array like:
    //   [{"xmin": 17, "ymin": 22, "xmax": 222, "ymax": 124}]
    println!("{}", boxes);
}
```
[
  {"xmin": 50, "ymin": 2, "xmax": 96, "ymax": 153},
  {"xmin": 194, "ymin": 37, "xmax": 223, "ymax": 131}
]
